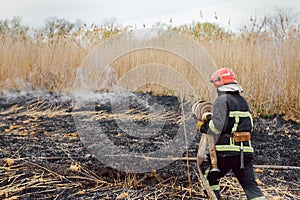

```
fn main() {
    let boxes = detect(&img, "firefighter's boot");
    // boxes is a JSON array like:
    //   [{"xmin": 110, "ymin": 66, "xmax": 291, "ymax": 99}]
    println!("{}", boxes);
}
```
[{"xmin": 213, "ymin": 190, "xmax": 221, "ymax": 200}]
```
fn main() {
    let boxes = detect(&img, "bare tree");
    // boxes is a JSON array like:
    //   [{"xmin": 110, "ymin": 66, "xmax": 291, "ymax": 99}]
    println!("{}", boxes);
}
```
[
  {"xmin": 42, "ymin": 17, "xmax": 83, "ymax": 42},
  {"xmin": 266, "ymin": 7, "xmax": 299, "ymax": 38},
  {"xmin": 0, "ymin": 17, "xmax": 29, "ymax": 39},
  {"xmin": 240, "ymin": 8, "xmax": 299, "ymax": 39}
]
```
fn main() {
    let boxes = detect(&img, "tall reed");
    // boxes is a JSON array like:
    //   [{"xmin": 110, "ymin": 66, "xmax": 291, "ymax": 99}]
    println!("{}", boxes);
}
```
[
  {"xmin": 0, "ymin": 21, "xmax": 299, "ymax": 120},
  {"xmin": 200, "ymin": 32, "xmax": 300, "ymax": 119}
]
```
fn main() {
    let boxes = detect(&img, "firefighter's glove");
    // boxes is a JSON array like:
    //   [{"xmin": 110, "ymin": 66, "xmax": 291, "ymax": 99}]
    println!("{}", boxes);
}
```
[
  {"xmin": 199, "ymin": 120, "xmax": 210, "ymax": 133},
  {"xmin": 197, "ymin": 121, "xmax": 203, "ymax": 132}
]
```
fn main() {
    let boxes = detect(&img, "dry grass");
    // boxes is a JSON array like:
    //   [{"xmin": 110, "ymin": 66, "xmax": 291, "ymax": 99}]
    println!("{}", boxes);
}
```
[
  {"xmin": 199, "ymin": 33, "xmax": 300, "ymax": 120},
  {"xmin": 0, "ymin": 158, "xmax": 298, "ymax": 199},
  {"xmin": 0, "ymin": 20, "xmax": 299, "ymax": 120},
  {"xmin": 0, "ymin": 35, "xmax": 87, "ymax": 93}
]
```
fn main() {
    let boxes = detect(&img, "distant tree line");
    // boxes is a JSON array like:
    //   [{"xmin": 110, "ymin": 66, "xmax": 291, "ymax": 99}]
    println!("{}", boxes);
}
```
[{"xmin": 0, "ymin": 8, "xmax": 299, "ymax": 44}]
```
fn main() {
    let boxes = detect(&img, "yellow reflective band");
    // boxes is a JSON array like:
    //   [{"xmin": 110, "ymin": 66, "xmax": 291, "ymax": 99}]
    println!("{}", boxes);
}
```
[
  {"xmin": 229, "ymin": 111, "xmax": 253, "ymax": 132},
  {"xmin": 229, "ymin": 111, "xmax": 253, "ymax": 125},
  {"xmin": 251, "ymin": 197, "xmax": 267, "ymax": 200},
  {"xmin": 230, "ymin": 136, "xmax": 233, "ymax": 145},
  {"xmin": 229, "ymin": 111, "xmax": 252, "ymax": 118},
  {"xmin": 204, "ymin": 167, "xmax": 210, "ymax": 177},
  {"xmin": 209, "ymin": 120, "xmax": 221, "ymax": 134},
  {"xmin": 232, "ymin": 116, "xmax": 239, "ymax": 133},
  {"xmin": 215, "ymin": 145, "xmax": 254, "ymax": 153},
  {"xmin": 210, "ymin": 185, "xmax": 220, "ymax": 191}
]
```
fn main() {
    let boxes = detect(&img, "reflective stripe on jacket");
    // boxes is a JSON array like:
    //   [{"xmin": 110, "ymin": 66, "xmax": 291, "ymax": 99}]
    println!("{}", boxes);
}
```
[{"xmin": 207, "ymin": 90, "xmax": 254, "ymax": 155}]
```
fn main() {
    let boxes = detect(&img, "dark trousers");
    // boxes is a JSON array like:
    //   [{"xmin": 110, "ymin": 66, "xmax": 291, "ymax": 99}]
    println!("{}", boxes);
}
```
[{"xmin": 207, "ymin": 155, "xmax": 265, "ymax": 200}]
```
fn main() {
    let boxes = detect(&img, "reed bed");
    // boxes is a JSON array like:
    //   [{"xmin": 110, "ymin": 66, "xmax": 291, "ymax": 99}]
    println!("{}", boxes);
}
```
[
  {"xmin": 0, "ymin": 17, "xmax": 299, "ymax": 120},
  {"xmin": 199, "ymin": 33, "xmax": 300, "ymax": 120}
]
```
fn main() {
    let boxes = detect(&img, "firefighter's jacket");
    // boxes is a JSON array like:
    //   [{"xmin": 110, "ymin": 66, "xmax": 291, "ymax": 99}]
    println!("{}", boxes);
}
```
[{"xmin": 207, "ymin": 84, "xmax": 254, "ymax": 157}]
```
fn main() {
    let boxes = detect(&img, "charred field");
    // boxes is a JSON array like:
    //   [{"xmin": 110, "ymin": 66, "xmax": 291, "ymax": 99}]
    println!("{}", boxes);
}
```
[{"xmin": 0, "ymin": 91, "xmax": 299, "ymax": 200}]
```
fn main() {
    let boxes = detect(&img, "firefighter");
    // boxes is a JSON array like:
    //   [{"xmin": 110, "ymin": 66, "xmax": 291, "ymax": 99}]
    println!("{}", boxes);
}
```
[{"xmin": 201, "ymin": 68, "xmax": 266, "ymax": 200}]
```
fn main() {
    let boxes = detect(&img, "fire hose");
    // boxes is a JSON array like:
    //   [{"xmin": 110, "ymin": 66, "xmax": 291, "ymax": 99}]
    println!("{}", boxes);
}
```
[
  {"xmin": 192, "ymin": 100, "xmax": 219, "ymax": 171},
  {"xmin": 192, "ymin": 100, "xmax": 219, "ymax": 200}
]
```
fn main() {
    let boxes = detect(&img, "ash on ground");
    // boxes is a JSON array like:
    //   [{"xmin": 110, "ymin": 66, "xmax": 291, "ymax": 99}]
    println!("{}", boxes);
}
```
[{"xmin": 0, "ymin": 92, "xmax": 299, "ymax": 199}]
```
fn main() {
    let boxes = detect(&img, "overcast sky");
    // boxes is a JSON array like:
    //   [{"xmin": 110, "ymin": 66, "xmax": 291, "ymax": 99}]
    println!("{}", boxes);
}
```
[{"xmin": 0, "ymin": 0, "xmax": 300, "ymax": 31}]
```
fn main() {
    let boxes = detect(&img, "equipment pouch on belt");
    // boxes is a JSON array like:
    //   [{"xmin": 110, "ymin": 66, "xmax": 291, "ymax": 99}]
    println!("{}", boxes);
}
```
[{"xmin": 232, "ymin": 132, "xmax": 251, "ymax": 142}]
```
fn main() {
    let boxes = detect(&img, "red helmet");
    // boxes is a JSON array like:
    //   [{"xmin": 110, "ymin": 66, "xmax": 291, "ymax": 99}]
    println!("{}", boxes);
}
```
[{"xmin": 210, "ymin": 68, "xmax": 237, "ymax": 87}]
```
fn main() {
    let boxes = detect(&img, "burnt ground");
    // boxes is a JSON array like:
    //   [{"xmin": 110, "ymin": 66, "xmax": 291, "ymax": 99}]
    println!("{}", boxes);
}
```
[{"xmin": 0, "ymin": 91, "xmax": 299, "ymax": 200}]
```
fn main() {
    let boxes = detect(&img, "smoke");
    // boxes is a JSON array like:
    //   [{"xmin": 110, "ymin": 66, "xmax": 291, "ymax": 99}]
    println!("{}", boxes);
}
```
[
  {"xmin": 71, "ymin": 64, "xmax": 150, "ymax": 111},
  {"xmin": 0, "ymin": 29, "xmax": 218, "ymax": 173}
]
